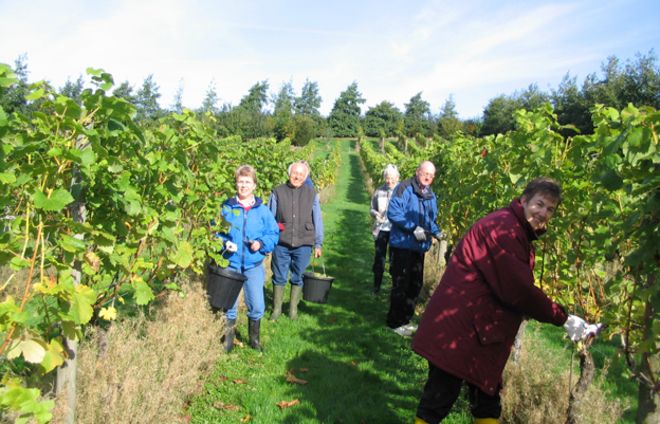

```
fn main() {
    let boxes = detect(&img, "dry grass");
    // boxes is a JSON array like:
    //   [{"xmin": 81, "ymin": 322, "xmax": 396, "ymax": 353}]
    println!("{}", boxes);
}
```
[
  {"xmin": 54, "ymin": 279, "xmax": 223, "ymax": 424},
  {"xmin": 501, "ymin": 328, "xmax": 627, "ymax": 424}
]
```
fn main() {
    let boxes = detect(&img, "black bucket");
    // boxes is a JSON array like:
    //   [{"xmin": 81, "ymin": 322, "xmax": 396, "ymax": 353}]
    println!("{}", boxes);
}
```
[
  {"xmin": 302, "ymin": 272, "xmax": 334, "ymax": 304},
  {"xmin": 207, "ymin": 263, "xmax": 246, "ymax": 310}
]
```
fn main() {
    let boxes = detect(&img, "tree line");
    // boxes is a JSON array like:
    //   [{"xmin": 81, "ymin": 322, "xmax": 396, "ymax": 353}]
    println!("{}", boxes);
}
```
[{"xmin": 1, "ymin": 51, "xmax": 658, "ymax": 144}]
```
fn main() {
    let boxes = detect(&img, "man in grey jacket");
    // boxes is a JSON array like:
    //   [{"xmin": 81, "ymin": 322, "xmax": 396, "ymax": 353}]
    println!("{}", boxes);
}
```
[{"xmin": 268, "ymin": 161, "xmax": 324, "ymax": 320}]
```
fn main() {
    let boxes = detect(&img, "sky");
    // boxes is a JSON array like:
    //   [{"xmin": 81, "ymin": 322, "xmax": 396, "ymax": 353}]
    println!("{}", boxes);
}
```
[{"xmin": 1, "ymin": 0, "xmax": 658, "ymax": 118}]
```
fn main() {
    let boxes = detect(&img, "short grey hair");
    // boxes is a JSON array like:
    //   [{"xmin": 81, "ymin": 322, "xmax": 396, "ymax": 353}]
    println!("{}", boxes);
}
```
[
  {"xmin": 383, "ymin": 164, "xmax": 399, "ymax": 179},
  {"xmin": 288, "ymin": 160, "xmax": 310, "ymax": 177}
]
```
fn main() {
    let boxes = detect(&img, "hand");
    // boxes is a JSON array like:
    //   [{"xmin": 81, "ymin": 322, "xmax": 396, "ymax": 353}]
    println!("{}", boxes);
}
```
[
  {"xmin": 225, "ymin": 240, "xmax": 238, "ymax": 253},
  {"xmin": 413, "ymin": 226, "xmax": 427, "ymax": 242},
  {"xmin": 249, "ymin": 240, "xmax": 261, "ymax": 252},
  {"xmin": 564, "ymin": 315, "xmax": 586, "ymax": 342},
  {"xmin": 564, "ymin": 315, "xmax": 603, "ymax": 342},
  {"xmin": 314, "ymin": 247, "xmax": 322, "ymax": 258}
]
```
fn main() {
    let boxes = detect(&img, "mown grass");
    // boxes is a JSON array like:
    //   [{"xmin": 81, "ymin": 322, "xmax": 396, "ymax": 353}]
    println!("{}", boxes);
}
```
[
  {"xmin": 188, "ymin": 140, "xmax": 452, "ymax": 423},
  {"xmin": 188, "ymin": 139, "xmax": 632, "ymax": 423}
]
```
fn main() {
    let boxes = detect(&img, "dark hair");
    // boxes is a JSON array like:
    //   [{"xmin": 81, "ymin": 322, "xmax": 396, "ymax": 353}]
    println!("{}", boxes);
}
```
[{"xmin": 521, "ymin": 177, "xmax": 562, "ymax": 202}]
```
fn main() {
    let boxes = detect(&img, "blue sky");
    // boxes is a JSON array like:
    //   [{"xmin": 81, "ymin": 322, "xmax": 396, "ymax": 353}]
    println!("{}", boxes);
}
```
[{"xmin": 1, "ymin": 0, "xmax": 658, "ymax": 118}]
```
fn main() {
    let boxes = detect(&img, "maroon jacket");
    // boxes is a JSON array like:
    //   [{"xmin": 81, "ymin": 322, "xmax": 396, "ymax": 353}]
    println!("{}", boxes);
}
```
[{"xmin": 412, "ymin": 199, "xmax": 567, "ymax": 395}]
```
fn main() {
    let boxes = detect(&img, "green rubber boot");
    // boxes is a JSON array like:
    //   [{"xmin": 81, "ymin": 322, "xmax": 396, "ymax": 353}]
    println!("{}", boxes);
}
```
[
  {"xmin": 289, "ymin": 285, "xmax": 302, "ymax": 320},
  {"xmin": 223, "ymin": 318, "xmax": 236, "ymax": 353},
  {"xmin": 270, "ymin": 285, "xmax": 284, "ymax": 321}
]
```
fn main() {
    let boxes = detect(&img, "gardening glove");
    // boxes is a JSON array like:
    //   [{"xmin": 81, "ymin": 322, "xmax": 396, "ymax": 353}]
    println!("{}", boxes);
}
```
[
  {"xmin": 584, "ymin": 323, "xmax": 605, "ymax": 339},
  {"xmin": 225, "ymin": 240, "xmax": 238, "ymax": 253},
  {"xmin": 564, "ymin": 315, "xmax": 587, "ymax": 342},
  {"xmin": 413, "ymin": 226, "xmax": 427, "ymax": 242}
]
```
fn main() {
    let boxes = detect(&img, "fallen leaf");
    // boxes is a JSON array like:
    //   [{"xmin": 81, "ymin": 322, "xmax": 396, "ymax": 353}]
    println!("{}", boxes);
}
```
[
  {"xmin": 233, "ymin": 378, "xmax": 248, "ymax": 385},
  {"xmin": 213, "ymin": 401, "xmax": 240, "ymax": 411},
  {"xmin": 276, "ymin": 399, "xmax": 300, "ymax": 409},
  {"xmin": 218, "ymin": 375, "xmax": 229, "ymax": 382},
  {"xmin": 285, "ymin": 370, "xmax": 308, "ymax": 385},
  {"xmin": 240, "ymin": 415, "xmax": 252, "ymax": 423}
]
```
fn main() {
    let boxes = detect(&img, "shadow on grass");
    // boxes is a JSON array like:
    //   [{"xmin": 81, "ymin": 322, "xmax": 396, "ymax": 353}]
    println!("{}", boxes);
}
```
[{"xmin": 281, "ymin": 145, "xmax": 431, "ymax": 422}]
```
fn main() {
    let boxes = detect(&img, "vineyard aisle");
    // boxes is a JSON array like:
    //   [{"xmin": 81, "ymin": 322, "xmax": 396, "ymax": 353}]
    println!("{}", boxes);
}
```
[{"xmin": 189, "ymin": 140, "xmax": 438, "ymax": 423}]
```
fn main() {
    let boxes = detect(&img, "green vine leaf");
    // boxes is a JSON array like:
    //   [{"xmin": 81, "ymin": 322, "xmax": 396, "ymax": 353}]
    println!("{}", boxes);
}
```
[{"xmin": 32, "ymin": 188, "xmax": 74, "ymax": 211}]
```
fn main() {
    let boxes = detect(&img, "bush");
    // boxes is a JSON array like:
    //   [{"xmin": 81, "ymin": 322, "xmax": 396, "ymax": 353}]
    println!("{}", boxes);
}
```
[
  {"xmin": 291, "ymin": 115, "xmax": 316, "ymax": 146},
  {"xmin": 63, "ymin": 280, "xmax": 223, "ymax": 424}
]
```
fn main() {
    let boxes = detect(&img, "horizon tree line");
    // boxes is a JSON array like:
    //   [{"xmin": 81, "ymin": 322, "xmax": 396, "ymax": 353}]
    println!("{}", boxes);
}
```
[{"xmin": 1, "ymin": 50, "xmax": 658, "ymax": 145}]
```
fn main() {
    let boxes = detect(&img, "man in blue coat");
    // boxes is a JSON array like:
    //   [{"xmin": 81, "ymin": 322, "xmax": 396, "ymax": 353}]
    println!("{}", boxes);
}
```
[{"xmin": 386, "ymin": 160, "xmax": 442, "ymax": 336}]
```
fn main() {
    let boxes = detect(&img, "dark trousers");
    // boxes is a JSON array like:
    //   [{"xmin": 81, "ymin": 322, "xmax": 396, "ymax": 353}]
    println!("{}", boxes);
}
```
[
  {"xmin": 386, "ymin": 247, "xmax": 424, "ymax": 328},
  {"xmin": 372, "ymin": 231, "xmax": 390, "ymax": 290},
  {"xmin": 417, "ymin": 362, "xmax": 501, "ymax": 423}
]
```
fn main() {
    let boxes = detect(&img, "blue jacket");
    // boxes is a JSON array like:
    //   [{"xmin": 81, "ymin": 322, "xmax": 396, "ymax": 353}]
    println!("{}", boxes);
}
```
[
  {"xmin": 218, "ymin": 196, "xmax": 280, "ymax": 271},
  {"xmin": 387, "ymin": 177, "xmax": 441, "ymax": 252}
]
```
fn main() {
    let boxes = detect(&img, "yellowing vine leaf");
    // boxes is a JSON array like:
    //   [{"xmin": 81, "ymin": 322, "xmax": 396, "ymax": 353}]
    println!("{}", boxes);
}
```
[
  {"xmin": 170, "ymin": 240, "xmax": 193, "ymax": 268},
  {"xmin": 285, "ymin": 370, "xmax": 308, "ymax": 385},
  {"xmin": 40, "ymin": 339, "xmax": 65, "ymax": 373},
  {"xmin": 276, "ymin": 399, "xmax": 300, "ymax": 409},
  {"xmin": 8, "ymin": 339, "xmax": 46, "ymax": 364},
  {"xmin": 99, "ymin": 306, "xmax": 117, "ymax": 321}
]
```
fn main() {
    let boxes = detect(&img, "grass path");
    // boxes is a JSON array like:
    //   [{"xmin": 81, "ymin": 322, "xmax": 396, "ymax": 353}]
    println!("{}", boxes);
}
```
[{"xmin": 188, "ymin": 140, "xmax": 462, "ymax": 423}]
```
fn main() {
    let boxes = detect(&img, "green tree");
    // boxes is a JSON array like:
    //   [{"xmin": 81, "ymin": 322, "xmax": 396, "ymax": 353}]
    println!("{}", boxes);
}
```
[
  {"xmin": 328, "ymin": 82, "xmax": 365, "ymax": 137},
  {"xmin": 290, "ymin": 115, "xmax": 315, "ymax": 146},
  {"xmin": 134, "ymin": 75, "xmax": 162, "ymax": 121},
  {"xmin": 113, "ymin": 81, "xmax": 135, "ymax": 104},
  {"xmin": 199, "ymin": 81, "xmax": 220, "ymax": 114},
  {"xmin": 221, "ymin": 80, "xmax": 272, "ymax": 140},
  {"xmin": 294, "ymin": 79, "xmax": 322, "ymax": 117},
  {"xmin": 403, "ymin": 92, "xmax": 433, "ymax": 137},
  {"xmin": 59, "ymin": 75, "xmax": 84, "ymax": 104},
  {"xmin": 363, "ymin": 101, "xmax": 402, "ymax": 137},
  {"xmin": 0, "ymin": 54, "xmax": 29, "ymax": 114},
  {"xmin": 437, "ymin": 95, "xmax": 462, "ymax": 139},
  {"xmin": 239, "ymin": 80, "xmax": 269, "ymax": 113},
  {"xmin": 480, "ymin": 94, "xmax": 523, "ymax": 136},
  {"xmin": 552, "ymin": 73, "xmax": 591, "ymax": 134},
  {"xmin": 273, "ymin": 82, "xmax": 295, "ymax": 141},
  {"xmin": 171, "ymin": 80, "xmax": 184, "ymax": 113}
]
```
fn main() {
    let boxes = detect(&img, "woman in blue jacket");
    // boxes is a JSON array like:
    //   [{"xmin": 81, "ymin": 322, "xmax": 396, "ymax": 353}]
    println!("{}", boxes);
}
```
[{"xmin": 217, "ymin": 165, "xmax": 279, "ymax": 352}]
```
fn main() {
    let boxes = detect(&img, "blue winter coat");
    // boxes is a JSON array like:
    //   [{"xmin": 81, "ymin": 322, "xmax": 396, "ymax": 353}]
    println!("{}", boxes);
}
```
[
  {"xmin": 387, "ymin": 177, "xmax": 441, "ymax": 252},
  {"xmin": 218, "ymin": 196, "xmax": 280, "ymax": 271}
]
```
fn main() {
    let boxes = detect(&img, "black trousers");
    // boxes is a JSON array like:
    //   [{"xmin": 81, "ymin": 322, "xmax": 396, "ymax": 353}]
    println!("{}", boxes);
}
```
[
  {"xmin": 386, "ymin": 246, "xmax": 424, "ymax": 328},
  {"xmin": 417, "ymin": 362, "xmax": 501, "ymax": 423},
  {"xmin": 372, "ymin": 231, "xmax": 390, "ymax": 290}
]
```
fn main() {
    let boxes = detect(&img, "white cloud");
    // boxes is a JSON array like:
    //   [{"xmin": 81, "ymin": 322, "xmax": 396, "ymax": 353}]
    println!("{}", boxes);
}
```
[{"xmin": 1, "ymin": 0, "xmax": 658, "ymax": 118}]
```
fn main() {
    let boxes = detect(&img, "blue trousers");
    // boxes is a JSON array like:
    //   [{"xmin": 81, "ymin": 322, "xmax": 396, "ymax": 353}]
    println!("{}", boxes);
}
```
[
  {"xmin": 225, "ymin": 264, "xmax": 265, "ymax": 321},
  {"xmin": 271, "ymin": 244, "xmax": 312, "ymax": 286}
]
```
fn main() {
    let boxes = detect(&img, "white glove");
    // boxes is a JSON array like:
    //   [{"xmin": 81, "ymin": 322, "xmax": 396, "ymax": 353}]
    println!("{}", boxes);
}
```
[
  {"xmin": 224, "ymin": 240, "xmax": 238, "ymax": 253},
  {"xmin": 564, "ymin": 315, "xmax": 587, "ymax": 342},
  {"xmin": 584, "ymin": 323, "xmax": 605, "ymax": 339},
  {"xmin": 564, "ymin": 315, "xmax": 603, "ymax": 342},
  {"xmin": 413, "ymin": 226, "xmax": 427, "ymax": 242}
]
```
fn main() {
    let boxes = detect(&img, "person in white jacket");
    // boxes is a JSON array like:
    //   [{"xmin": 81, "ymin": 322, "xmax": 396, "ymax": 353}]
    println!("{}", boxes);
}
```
[{"xmin": 369, "ymin": 164, "xmax": 399, "ymax": 294}]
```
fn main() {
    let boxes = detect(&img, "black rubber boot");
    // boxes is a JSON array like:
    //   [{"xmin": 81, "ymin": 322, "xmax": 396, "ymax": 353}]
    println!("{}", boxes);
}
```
[
  {"xmin": 223, "ymin": 318, "xmax": 236, "ymax": 353},
  {"xmin": 270, "ymin": 285, "xmax": 284, "ymax": 321},
  {"xmin": 373, "ymin": 273, "xmax": 383, "ymax": 294},
  {"xmin": 248, "ymin": 319, "xmax": 262, "ymax": 352}
]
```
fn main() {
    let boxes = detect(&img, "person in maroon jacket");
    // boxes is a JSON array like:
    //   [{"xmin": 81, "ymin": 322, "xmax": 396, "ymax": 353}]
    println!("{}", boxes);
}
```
[{"xmin": 412, "ymin": 177, "xmax": 573, "ymax": 424}]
